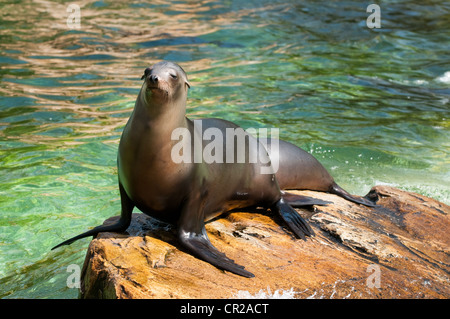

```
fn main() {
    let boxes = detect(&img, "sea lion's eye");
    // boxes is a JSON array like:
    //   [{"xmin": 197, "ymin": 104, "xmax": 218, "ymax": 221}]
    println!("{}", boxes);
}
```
[{"xmin": 170, "ymin": 73, "xmax": 178, "ymax": 79}]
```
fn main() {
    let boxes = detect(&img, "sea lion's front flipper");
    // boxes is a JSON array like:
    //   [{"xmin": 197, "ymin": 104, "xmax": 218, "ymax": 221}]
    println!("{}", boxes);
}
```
[
  {"xmin": 273, "ymin": 198, "xmax": 315, "ymax": 240},
  {"xmin": 177, "ymin": 197, "xmax": 254, "ymax": 278},
  {"xmin": 282, "ymin": 191, "xmax": 332, "ymax": 207},
  {"xmin": 178, "ymin": 226, "xmax": 254, "ymax": 278}
]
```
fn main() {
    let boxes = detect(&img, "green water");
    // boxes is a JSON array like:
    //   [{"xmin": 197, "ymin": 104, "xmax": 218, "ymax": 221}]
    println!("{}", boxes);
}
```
[{"xmin": 0, "ymin": 0, "xmax": 448, "ymax": 298}]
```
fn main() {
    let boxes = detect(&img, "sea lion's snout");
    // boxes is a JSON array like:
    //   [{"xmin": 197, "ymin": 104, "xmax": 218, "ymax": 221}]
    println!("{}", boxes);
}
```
[
  {"xmin": 145, "ymin": 69, "xmax": 166, "ymax": 92},
  {"xmin": 149, "ymin": 74, "xmax": 159, "ymax": 84},
  {"xmin": 144, "ymin": 68, "xmax": 170, "ymax": 88}
]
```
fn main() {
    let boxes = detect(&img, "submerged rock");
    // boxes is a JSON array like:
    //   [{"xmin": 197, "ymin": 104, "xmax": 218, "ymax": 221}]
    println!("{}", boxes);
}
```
[{"xmin": 79, "ymin": 186, "xmax": 449, "ymax": 299}]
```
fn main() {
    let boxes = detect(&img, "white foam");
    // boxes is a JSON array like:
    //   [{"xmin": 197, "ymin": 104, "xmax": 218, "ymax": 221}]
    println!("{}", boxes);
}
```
[
  {"xmin": 232, "ymin": 287, "xmax": 297, "ymax": 299},
  {"xmin": 436, "ymin": 71, "xmax": 450, "ymax": 84}
]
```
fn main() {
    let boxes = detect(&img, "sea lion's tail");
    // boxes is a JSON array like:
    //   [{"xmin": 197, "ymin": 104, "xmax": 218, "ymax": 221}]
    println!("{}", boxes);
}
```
[
  {"xmin": 51, "ymin": 219, "xmax": 130, "ymax": 250},
  {"xmin": 330, "ymin": 182, "xmax": 377, "ymax": 207}
]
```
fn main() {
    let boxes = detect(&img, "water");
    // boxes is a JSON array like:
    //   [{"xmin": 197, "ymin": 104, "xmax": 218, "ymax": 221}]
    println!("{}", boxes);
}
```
[{"xmin": 0, "ymin": 0, "xmax": 448, "ymax": 298}]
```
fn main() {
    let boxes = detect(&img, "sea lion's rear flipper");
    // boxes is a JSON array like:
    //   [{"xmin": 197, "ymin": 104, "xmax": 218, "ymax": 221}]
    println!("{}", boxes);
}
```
[
  {"xmin": 273, "ymin": 199, "xmax": 315, "ymax": 240},
  {"xmin": 51, "ymin": 183, "xmax": 134, "ymax": 250},
  {"xmin": 282, "ymin": 191, "xmax": 332, "ymax": 207},
  {"xmin": 51, "ymin": 220, "xmax": 130, "ymax": 250},
  {"xmin": 330, "ymin": 182, "xmax": 377, "ymax": 207}
]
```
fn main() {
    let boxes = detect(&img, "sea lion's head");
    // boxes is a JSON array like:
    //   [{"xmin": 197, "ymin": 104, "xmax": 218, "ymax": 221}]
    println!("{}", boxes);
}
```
[{"xmin": 140, "ymin": 61, "xmax": 190, "ymax": 104}]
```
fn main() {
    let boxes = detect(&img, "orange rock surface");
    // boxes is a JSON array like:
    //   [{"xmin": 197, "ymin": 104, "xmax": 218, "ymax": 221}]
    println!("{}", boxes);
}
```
[{"xmin": 79, "ymin": 186, "xmax": 449, "ymax": 299}]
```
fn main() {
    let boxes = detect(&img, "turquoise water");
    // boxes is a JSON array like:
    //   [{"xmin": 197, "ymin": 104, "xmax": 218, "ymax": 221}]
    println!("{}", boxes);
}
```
[{"xmin": 0, "ymin": 0, "xmax": 448, "ymax": 298}]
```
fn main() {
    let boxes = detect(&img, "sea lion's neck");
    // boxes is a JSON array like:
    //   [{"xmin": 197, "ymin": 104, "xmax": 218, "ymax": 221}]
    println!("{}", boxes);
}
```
[{"xmin": 132, "ymin": 89, "xmax": 188, "ymax": 139}]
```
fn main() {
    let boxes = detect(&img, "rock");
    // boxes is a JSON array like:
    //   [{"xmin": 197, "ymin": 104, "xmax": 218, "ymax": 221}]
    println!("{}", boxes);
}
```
[{"xmin": 79, "ymin": 186, "xmax": 449, "ymax": 299}]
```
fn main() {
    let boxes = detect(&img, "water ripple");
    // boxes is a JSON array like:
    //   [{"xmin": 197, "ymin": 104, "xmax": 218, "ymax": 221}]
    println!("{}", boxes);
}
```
[{"xmin": 0, "ymin": 0, "xmax": 448, "ymax": 298}]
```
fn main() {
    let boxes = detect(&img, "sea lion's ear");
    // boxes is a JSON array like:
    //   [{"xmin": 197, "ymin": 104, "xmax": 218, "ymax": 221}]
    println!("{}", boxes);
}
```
[
  {"xmin": 185, "ymin": 81, "xmax": 191, "ymax": 89},
  {"xmin": 141, "ymin": 67, "xmax": 151, "ymax": 80}
]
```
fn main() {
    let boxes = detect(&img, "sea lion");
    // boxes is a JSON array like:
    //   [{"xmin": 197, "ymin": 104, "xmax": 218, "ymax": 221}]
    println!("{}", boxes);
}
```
[
  {"xmin": 267, "ymin": 139, "xmax": 376, "ymax": 207},
  {"xmin": 52, "ymin": 61, "xmax": 375, "ymax": 277}
]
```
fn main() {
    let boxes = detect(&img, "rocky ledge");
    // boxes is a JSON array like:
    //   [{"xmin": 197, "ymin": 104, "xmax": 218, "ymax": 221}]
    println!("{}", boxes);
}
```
[{"xmin": 79, "ymin": 186, "xmax": 449, "ymax": 299}]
